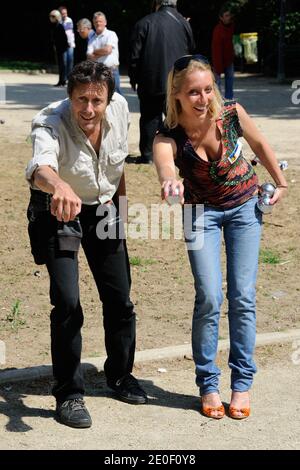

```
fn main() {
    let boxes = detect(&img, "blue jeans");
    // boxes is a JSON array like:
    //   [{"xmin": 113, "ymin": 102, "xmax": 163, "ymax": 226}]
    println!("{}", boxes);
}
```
[
  {"xmin": 185, "ymin": 197, "xmax": 262, "ymax": 395},
  {"xmin": 112, "ymin": 68, "xmax": 122, "ymax": 95},
  {"xmin": 63, "ymin": 47, "xmax": 74, "ymax": 82},
  {"xmin": 215, "ymin": 63, "xmax": 234, "ymax": 99}
]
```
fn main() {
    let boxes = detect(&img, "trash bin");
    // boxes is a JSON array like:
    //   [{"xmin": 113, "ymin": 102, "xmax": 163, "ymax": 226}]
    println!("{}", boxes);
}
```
[{"xmin": 240, "ymin": 32, "xmax": 258, "ymax": 64}]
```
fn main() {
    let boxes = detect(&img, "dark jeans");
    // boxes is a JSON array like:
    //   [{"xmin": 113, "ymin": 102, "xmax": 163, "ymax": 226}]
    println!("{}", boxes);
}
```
[
  {"xmin": 56, "ymin": 51, "xmax": 66, "ymax": 85},
  {"xmin": 138, "ymin": 93, "xmax": 166, "ymax": 162},
  {"xmin": 44, "ymin": 205, "xmax": 135, "ymax": 402},
  {"xmin": 215, "ymin": 63, "xmax": 234, "ymax": 100}
]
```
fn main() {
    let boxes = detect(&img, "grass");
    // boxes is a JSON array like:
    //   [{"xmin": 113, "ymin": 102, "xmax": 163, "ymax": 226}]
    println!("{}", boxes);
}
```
[
  {"xmin": 6, "ymin": 300, "xmax": 26, "ymax": 331},
  {"xmin": 259, "ymin": 248, "xmax": 281, "ymax": 264},
  {"xmin": 129, "ymin": 256, "xmax": 156, "ymax": 267},
  {"xmin": 0, "ymin": 60, "xmax": 46, "ymax": 71}
]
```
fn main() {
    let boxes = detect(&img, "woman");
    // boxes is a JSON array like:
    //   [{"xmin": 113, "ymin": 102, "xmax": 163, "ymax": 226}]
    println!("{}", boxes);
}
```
[
  {"xmin": 49, "ymin": 10, "xmax": 68, "ymax": 87},
  {"xmin": 153, "ymin": 55, "xmax": 287, "ymax": 419}
]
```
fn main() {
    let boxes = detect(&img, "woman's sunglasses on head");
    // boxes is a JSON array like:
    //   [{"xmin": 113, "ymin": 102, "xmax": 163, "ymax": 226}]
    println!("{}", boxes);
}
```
[{"xmin": 173, "ymin": 54, "xmax": 209, "ymax": 72}]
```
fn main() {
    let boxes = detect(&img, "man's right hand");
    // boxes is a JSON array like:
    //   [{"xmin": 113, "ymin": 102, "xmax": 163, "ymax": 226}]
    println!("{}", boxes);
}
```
[
  {"xmin": 50, "ymin": 181, "xmax": 82, "ymax": 222},
  {"xmin": 33, "ymin": 166, "xmax": 82, "ymax": 222}
]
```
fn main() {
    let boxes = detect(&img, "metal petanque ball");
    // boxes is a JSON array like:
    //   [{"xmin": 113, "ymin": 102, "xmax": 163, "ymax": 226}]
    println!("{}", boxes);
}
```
[
  {"xmin": 261, "ymin": 182, "xmax": 276, "ymax": 197},
  {"xmin": 166, "ymin": 187, "xmax": 181, "ymax": 205},
  {"xmin": 257, "ymin": 182, "xmax": 276, "ymax": 214}
]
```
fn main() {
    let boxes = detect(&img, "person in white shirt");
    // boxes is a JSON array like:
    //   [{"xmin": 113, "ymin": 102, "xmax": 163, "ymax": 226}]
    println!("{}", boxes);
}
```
[
  {"xmin": 87, "ymin": 11, "xmax": 122, "ymax": 94},
  {"xmin": 25, "ymin": 61, "xmax": 147, "ymax": 429},
  {"xmin": 59, "ymin": 6, "xmax": 75, "ymax": 81}
]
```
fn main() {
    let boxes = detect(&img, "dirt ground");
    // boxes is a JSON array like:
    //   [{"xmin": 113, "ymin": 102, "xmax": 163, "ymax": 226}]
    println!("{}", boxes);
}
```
[
  {"xmin": 0, "ymin": 72, "xmax": 299, "ymax": 369},
  {"xmin": 1, "ymin": 344, "xmax": 299, "ymax": 450}
]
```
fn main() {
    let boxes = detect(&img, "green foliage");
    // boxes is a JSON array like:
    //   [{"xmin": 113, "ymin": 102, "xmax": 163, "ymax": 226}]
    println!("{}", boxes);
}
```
[
  {"xmin": 0, "ymin": 60, "xmax": 45, "ymax": 71},
  {"xmin": 257, "ymin": 0, "xmax": 300, "ymax": 46},
  {"xmin": 129, "ymin": 256, "xmax": 156, "ymax": 267},
  {"xmin": 259, "ymin": 249, "xmax": 281, "ymax": 265},
  {"xmin": 226, "ymin": 0, "xmax": 249, "ymax": 15},
  {"xmin": 270, "ymin": 12, "xmax": 300, "ymax": 44}
]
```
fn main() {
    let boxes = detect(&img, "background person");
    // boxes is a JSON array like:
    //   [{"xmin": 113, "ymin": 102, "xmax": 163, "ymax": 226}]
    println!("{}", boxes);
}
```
[
  {"xmin": 153, "ymin": 55, "xmax": 287, "ymax": 419},
  {"xmin": 75, "ymin": 18, "xmax": 96, "ymax": 64},
  {"xmin": 59, "ymin": 6, "xmax": 75, "ymax": 82},
  {"xmin": 49, "ymin": 9, "xmax": 68, "ymax": 87},
  {"xmin": 212, "ymin": 4, "xmax": 235, "ymax": 99},
  {"xmin": 25, "ymin": 61, "xmax": 147, "ymax": 429},
  {"xmin": 128, "ymin": 0, "xmax": 195, "ymax": 164},
  {"xmin": 87, "ymin": 11, "xmax": 122, "ymax": 95}
]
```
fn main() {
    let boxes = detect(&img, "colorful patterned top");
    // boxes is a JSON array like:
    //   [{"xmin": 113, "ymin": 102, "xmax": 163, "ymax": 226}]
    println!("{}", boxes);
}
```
[{"xmin": 159, "ymin": 101, "xmax": 258, "ymax": 209}]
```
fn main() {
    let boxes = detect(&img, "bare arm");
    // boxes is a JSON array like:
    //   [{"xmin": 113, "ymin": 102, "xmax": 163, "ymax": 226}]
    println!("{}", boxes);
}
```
[
  {"xmin": 93, "ymin": 45, "xmax": 113, "ymax": 57},
  {"xmin": 87, "ymin": 45, "xmax": 113, "ymax": 61},
  {"xmin": 153, "ymin": 135, "xmax": 184, "ymax": 203},
  {"xmin": 236, "ymin": 103, "xmax": 288, "ymax": 204},
  {"xmin": 33, "ymin": 165, "xmax": 82, "ymax": 222}
]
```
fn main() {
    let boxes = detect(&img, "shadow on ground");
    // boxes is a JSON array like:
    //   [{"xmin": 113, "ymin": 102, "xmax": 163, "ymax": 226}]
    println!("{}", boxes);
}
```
[
  {"xmin": 0, "ymin": 75, "xmax": 299, "ymax": 119},
  {"xmin": 0, "ymin": 81, "xmax": 140, "ymax": 113},
  {"xmin": 0, "ymin": 367, "xmax": 199, "ymax": 433}
]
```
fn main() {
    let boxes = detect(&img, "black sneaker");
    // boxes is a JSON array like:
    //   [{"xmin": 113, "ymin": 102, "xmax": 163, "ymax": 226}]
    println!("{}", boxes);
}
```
[
  {"xmin": 56, "ymin": 398, "xmax": 92, "ymax": 428},
  {"xmin": 135, "ymin": 156, "xmax": 152, "ymax": 165},
  {"xmin": 108, "ymin": 374, "xmax": 148, "ymax": 404}
]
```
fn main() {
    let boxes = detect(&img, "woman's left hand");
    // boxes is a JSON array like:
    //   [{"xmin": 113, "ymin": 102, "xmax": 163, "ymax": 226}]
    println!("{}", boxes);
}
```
[{"xmin": 269, "ymin": 186, "xmax": 288, "ymax": 205}]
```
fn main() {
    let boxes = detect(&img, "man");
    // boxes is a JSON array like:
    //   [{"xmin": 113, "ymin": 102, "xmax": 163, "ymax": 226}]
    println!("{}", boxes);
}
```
[
  {"xmin": 25, "ymin": 61, "xmax": 147, "ymax": 429},
  {"xmin": 212, "ymin": 4, "xmax": 235, "ymax": 99},
  {"xmin": 87, "ymin": 11, "xmax": 122, "ymax": 95},
  {"xmin": 128, "ymin": 0, "xmax": 194, "ymax": 164},
  {"xmin": 75, "ymin": 18, "xmax": 96, "ymax": 64},
  {"xmin": 59, "ymin": 6, "xmax": 75, "ymax": 81}
]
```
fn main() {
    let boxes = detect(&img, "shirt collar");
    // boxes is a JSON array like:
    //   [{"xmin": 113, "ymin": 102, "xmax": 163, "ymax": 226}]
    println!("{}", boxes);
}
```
[{"xmin": 96, "ymin": 27, "xmax": 107, "ymax": 37}]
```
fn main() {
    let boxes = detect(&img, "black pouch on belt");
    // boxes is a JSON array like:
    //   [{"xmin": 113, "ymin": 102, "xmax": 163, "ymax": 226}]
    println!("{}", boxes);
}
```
[
  {"xmin": 57, "ymin": 217, "xmax": 82, "ymax": 252},
  {"xmin": 27, "ymin": 189, "xmax": 83, "ymax": 263},
  {"xmin": 27, "ymin": 189, "xmax": 52, "ymax": 265}
]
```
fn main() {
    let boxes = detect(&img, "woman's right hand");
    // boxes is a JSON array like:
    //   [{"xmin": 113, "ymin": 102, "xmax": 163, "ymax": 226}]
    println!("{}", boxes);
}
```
[{"xmin": 161, "ymin": 179, "xmax": 185, "ymax": 204}]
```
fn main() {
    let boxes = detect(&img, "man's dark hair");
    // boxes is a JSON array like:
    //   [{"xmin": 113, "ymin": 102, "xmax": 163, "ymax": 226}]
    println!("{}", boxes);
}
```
[
  {"xmin": 67, "ymin": 61, "xmax": 115, "ymax": 103},
  {"xmin": 219, "ymin": 3, "xmax": 232, "ymax": 17}
]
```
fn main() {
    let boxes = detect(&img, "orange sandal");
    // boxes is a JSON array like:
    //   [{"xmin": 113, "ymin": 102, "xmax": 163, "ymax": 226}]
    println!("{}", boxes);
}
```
[
  {"xmin": 229, "ymin": 406, "xmax": 250, "ymax": 420},
  {"xmin": 201, "ymin": 403, "xmax": 225, "ymax": 419}
]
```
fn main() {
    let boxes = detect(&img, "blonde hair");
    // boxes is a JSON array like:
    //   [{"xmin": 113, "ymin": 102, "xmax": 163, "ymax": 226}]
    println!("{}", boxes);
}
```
[
  {"xmin": 165, "ymin": 60, "xmax": 223, "ymax": 129},
  {"xmin": 49, "ymin": 10, "xmax": 62, "ymax": 22}
]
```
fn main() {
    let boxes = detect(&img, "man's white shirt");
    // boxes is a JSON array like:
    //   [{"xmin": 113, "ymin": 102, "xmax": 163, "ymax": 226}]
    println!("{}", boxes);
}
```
[{"xmin": 87, "ymin": 27, "xmax": 119, "ymax": 68}]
